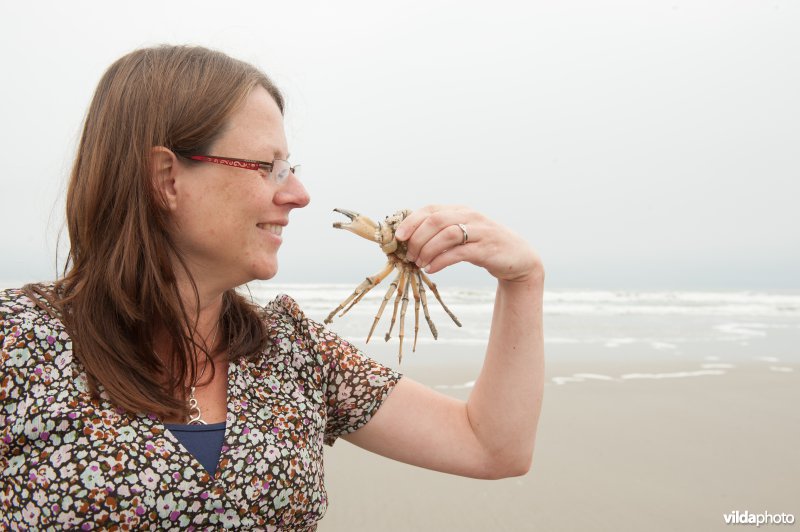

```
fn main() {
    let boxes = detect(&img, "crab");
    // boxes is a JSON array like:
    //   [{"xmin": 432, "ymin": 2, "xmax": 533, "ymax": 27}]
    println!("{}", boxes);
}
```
[{"xmin": 325, "ymin": 208, "xmax": 462, "ymax": 362}]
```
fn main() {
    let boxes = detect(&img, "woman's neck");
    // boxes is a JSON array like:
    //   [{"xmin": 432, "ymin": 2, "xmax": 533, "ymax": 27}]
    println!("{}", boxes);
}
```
[{"xmin": 154, "ymin": 272, "xmax": 226, "ymax": 362}]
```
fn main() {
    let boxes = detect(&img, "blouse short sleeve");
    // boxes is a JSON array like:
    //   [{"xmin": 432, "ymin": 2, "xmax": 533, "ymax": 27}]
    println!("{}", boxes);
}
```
[
  {"xmin": 314, "ymin": 324, "xmax": 402, "ymax": 446},
  {"xmin": 264, "ymin": 295, "xmax": 403, "ymax": 447}
]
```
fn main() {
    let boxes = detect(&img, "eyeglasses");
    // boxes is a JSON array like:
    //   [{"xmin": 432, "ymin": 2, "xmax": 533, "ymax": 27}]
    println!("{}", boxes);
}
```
[{"xmin": 183, "ymin": 154, "xmax": 301, "ymax": 184}]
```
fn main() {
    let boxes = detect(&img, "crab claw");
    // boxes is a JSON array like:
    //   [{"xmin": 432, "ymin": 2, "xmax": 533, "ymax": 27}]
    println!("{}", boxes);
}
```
[
  {"xmin": 332, "ymin": 208, "xmax": 382, "ymax": 243},
  {"xmin": 332, "ymin": 208, "xmax": 359, "ymax": 226}
]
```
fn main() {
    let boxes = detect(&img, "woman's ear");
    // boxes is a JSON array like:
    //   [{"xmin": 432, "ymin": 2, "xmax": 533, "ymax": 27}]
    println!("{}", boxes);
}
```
[{"xmin": 151, "ymin": 146, "xmax": 180, "ymax": 212}]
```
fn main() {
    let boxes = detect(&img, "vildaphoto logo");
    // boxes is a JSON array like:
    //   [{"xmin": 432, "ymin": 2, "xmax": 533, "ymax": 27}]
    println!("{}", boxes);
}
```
[{"xmin": 723, "ymin": 510, "xmax": 795, "ymax": 526}]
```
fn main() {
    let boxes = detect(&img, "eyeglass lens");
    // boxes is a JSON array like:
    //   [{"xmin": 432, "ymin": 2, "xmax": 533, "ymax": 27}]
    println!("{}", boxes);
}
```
[{"xmin": 271, "ymin": 160, "xmax": 300, "ymax": 182}]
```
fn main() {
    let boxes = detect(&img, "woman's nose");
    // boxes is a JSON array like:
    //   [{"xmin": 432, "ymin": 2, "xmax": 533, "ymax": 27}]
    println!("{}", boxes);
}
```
[{"xmin": 276, "ymin": 173, "xmax": 310, "ymax": 208}]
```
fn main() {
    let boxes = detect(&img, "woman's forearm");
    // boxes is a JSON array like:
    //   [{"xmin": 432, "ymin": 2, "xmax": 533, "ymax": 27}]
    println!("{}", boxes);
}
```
[{"xmin": 465, "ymin": 269, "xmax": 545, "ymax": 476}]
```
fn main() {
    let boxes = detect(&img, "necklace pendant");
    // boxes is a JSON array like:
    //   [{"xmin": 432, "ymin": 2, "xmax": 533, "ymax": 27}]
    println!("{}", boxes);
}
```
[{"xmin": 187, "ymin": 386, "xmax": 207, "ymax": 425}]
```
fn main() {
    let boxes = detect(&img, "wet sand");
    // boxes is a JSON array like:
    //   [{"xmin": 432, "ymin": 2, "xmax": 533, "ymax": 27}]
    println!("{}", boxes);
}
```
[{"xmin": 319, "ymin": 339, "xmax": 800, "ymax": 531}]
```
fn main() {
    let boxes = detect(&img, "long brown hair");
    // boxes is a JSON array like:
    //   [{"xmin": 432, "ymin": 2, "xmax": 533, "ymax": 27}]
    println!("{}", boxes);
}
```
[{"xmin": 26, "ymin": 45, "xmax": 284, "ymax": 420}]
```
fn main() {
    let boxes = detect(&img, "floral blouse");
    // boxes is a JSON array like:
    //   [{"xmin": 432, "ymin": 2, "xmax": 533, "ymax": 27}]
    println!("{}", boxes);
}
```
[{"xmin": 0, "ymin": 286, "xmax": 402, "ymax": 530}]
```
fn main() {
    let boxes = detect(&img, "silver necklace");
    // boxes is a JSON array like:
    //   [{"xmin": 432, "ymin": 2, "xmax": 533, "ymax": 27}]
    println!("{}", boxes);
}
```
[
  {"xmin": 155, "ymin": 320, "xmax": 220, "ymax": 425},
  {"xmin": 186, "ymin": 362, "xmax": 210, "ymax": 425}
]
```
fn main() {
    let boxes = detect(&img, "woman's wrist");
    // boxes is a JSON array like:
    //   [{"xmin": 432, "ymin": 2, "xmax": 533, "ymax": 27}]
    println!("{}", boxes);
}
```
[{"xmin": 497, "ymin": 257, "xmax": 545, "ymax": 288}]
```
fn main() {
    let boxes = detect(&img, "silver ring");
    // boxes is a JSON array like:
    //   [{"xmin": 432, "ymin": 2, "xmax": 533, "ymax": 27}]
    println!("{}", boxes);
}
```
[{"xmin": 457, "ymin": 223, "xmax": 469, "ymax": 245}]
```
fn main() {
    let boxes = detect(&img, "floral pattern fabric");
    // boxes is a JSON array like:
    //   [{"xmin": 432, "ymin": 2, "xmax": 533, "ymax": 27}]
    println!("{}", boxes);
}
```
[{"xmin": 0, "ymin": 286, "xmax": 402, "ymax": 530}]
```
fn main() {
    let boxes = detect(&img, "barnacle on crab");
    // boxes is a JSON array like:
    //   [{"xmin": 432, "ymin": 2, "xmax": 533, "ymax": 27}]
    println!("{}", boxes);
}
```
[{"xmin": 325, "ymin": 208, "xmax": 462, "ymax": 362}]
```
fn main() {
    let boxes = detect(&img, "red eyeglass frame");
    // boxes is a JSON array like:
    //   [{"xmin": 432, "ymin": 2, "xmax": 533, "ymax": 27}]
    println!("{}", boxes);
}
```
[
  {"xmin": 186, "ymin": 154, "xmax": 275, "ymax": 172},
  {"xmin": 179, "ymin": 153, "xmax": 301, "ymax": 181}
]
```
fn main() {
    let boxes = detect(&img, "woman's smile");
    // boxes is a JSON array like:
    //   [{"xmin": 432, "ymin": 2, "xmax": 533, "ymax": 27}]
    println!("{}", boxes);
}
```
[
  {"xmin": 257, "ymin": 222, "xmax": 284, "ymax": 244},
  {"xmin": 256, "ymin": 222, "xmax": 284, "ymax": 235}
]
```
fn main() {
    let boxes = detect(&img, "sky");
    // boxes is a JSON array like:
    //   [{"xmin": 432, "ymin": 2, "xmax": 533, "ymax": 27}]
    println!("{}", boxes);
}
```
[{"xmin": 1, "ymin": 1, "xmax": 798, "ymax": 291}]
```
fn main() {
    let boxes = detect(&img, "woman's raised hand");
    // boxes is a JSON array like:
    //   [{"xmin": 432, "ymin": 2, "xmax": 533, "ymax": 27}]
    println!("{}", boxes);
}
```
[{"xmin": 394, "ymin": 205, "xmax": 543, "ymax": 285}]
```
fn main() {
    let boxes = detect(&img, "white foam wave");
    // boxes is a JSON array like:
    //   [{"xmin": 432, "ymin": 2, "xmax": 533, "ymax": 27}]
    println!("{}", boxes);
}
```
[
  {"xmin": 651, "ymin": 342, "xmax": 678, "ymax": 350},
  {"xmin": 551, "ymin": 374, "xmax": 616, "ymax": 385},
  {"xmin": 620, "ymin": 370, "xmax": 726, "ymax": 380},
  {"xmin": 544, "ymin": 337, "xmax": 581, "ymax": 344},
  {"xmin": 551, "ymin": 369, "xmax": 727, "ymax": 385},
  {"xmin": 543, "ymin": 291, "xmax": 800, "ymax": 306},
  {"xmin": 434, "ymin": 380, "xmax": 476, "ymax": 390},
  {"xmin": 243, "ymin": 283, "xmax": 800, "ymax": 318},
  {"xmin": 604, "ymin": 338, "xmax": 636, "ymax": 348},
  {"xmin": 714, "ymin": 323, "xmax": 770, "ymax": 338}
]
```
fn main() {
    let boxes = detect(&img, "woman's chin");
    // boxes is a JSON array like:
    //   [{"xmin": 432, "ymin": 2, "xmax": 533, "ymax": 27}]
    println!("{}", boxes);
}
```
[{"xmin": 250, "ymin": 263, "xmax": 279, "ymax": 282}]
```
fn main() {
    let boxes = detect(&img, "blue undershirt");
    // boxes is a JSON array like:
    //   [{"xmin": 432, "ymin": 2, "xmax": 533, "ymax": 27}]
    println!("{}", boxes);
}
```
[{"xmin": 164, "ymin": 421, "xmax": 227, "ymax": 476}]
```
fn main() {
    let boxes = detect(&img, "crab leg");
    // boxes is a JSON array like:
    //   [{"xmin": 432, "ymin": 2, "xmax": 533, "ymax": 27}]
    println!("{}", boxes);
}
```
[
  {"xmin": 397, "ymin": 271, "xmax": 412, "ymax": 363},
  {"xmin": 366, "ymin": 267, "xmax": 402, "ymax": 343},
  {"xmin": 324, "ymin": 262, "xmax": 395, "ymax": 324},
  {"xmin": 409, "ymin": 271, "xmax": 421, "ymax": 352},
  {"xmin": 384, "ymin": 267, "xmax": 408, "ymax": 342},
  {"xmin": 415, "ymin": 270, "xmax": 438, "ymax": 339},
  {"xmin": 419, "ymin": 271, "xmax": 462, "ymax": 327},
  {"xmin": 339, "ymin": 262, "xmax": 395, "ymax": 317}
]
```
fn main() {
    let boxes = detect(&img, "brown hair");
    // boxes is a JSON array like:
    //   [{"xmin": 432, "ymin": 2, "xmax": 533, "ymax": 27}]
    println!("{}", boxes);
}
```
[{"xmin": 25, "ymin": 45, "xmax": 283, "ymax": 420}]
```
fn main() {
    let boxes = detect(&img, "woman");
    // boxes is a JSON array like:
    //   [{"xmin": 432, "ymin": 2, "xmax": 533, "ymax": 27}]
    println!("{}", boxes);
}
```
[{"xmin": 0, "ymin": 45, "xmax": 544, "ymax": 529}]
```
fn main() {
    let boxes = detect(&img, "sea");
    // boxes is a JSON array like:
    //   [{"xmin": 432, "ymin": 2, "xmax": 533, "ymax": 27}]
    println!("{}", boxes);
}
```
[
  {"xmin": 3, "ymin": 280, "xmax": 798, "ymax": 383},
  {"xmin": 244, "ymin": 283, "xmax": 800, "ymax": 382},
  {"xmin": 243, "ymin": 282, "xmax": 798, "ymax": 343}
]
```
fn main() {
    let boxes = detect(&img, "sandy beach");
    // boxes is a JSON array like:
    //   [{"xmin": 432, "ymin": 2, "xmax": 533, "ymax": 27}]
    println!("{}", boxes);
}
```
[{"xmin": 319, "ymin": 334, "xmax": 800, "ymax": 531}]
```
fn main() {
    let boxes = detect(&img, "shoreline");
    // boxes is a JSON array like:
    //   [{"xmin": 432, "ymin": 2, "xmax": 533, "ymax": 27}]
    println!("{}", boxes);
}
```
[{"xmin": 320, "ymin": 340, "xmax": 799, "ymax": 532}]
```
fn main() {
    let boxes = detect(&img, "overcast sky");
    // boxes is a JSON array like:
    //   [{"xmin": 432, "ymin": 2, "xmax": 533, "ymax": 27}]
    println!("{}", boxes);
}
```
[{"xmin": 1, "ymin": 1, "xmax": 797, "ymax": 291}]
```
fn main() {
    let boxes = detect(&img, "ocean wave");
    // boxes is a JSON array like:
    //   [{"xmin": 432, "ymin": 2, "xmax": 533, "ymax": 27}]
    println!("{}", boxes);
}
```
[{"xmin": 241, "ymin": 283, "xmax": 800, "ymax": 318}]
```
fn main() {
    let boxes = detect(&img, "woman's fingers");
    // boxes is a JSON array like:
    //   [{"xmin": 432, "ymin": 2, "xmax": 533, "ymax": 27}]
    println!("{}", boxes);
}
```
[
  {"xmin": 395, "ymin": 204, "xmax": 542, "ymax": 283},
  {"xmin": 395, "ymin": 205, "xmax": 466, "ymax": 241},
  {"xmin": 422, "ymin": 240, "xmax": 471, "ymax": 275},
  {"xmin": 413, "ymin": 222, "xmax": 475, "ymax": 268},
  {"xmin": 398, "ymin": 207, "xmax": 472, "ymax": 262},
  {"xmin": 394, "ymin": 205, "xmax": 438, "ymax": 241}
]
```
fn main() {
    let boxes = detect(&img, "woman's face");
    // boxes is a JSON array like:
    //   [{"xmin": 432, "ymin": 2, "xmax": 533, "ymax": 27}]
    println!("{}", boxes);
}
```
[{"xmin": 170, "ymin": 86, "xmax": 310, "ymax": 290}]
